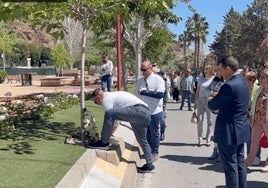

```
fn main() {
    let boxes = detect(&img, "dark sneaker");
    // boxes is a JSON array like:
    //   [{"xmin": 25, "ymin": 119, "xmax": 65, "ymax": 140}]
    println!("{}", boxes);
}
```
[
  {"xmin": 88, "ymin": 140, "xmax": 110, "ymax": 150},
  {"xmin": 137, "ymin": 164, "xmax": 156, "ymax": 173},
  {"xmin": 160, "ymin": 133, "xmax": 165, "ymax": 141}
]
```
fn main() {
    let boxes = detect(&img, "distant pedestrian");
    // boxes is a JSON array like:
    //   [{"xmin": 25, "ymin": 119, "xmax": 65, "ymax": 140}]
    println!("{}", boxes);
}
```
[
  {"xmin": 208, "ymin": 56, "xmax": 250, "ymax": 188},
  {"xmin": 246, "ymin": 68, "xmax": 268, "ymax": 172},
  {"xmin": 172, "ymin": 71, "xmax": 181, "ymax": 103},
  {"xmin": 135, "ymin": 61, "xmax": 165, "ymax": 162},
  {"xmin": 100, "ymin": 52, "xmax": 113, "ymax": 91},
  {"xmin": 152, "ymin": 63, "xmax": 170, "ymax": 141},
  {"xmin": 194, "ymin": 65, "xmax": 214, "ymax": 146},
  {"xmin": 244, "ymin": 70, "xmax": 262, "ymax": 166},
  {"xmin": 207, "ymin": 65, "xmax": 224, "ymax": 160},
  {"xmin": 180, "ymin": 69, "xmax": 195, "ymax": 111}
]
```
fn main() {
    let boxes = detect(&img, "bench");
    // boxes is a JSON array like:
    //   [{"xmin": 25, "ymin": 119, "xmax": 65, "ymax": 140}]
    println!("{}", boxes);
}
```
[
  {"xmin": 40, "ymin": 77, "xmax": 73, "ymax": 87},
  {"xmin": 7, "ymin": 75, "xmax": 20, "ymax": 83}
]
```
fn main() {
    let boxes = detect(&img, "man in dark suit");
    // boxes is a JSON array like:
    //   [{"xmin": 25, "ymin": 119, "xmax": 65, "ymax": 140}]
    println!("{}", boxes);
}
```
[{"xmin": 208, "ymin": 56, "xmax": 250, "ymax": 188}]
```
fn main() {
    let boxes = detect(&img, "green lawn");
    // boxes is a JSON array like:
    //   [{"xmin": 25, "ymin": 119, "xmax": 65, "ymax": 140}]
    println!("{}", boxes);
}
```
[{"xmin": 0, "ymin": 100, "xmax": 103, "ymax": 188}]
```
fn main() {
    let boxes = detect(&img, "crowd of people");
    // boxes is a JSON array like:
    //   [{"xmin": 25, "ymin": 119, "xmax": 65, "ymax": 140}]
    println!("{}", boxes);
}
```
[{"xmin": 88, "ymin": 52, "xmax": 268, "ymax": 186}]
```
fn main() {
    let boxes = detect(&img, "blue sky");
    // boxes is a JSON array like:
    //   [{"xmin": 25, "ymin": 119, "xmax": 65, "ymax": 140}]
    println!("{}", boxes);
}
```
[{"xmin": 168, "ymin": 0, "xmax": 254, "ymax": 53}]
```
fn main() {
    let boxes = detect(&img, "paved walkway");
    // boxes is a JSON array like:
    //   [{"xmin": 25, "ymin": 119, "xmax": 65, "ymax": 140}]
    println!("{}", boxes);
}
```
[
  {"xmin": 0, "ymin": 79, "xmax": 97, "ymax": 98},
  {"xmin": 136, "ymin": 100, "xmax": 268, "ymax": 188}
]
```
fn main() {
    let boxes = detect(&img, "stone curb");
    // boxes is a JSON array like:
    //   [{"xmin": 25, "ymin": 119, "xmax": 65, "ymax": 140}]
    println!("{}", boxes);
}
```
[{"xmin": 55, "ymin": 121, "xmax": 141, "ymax": 188}]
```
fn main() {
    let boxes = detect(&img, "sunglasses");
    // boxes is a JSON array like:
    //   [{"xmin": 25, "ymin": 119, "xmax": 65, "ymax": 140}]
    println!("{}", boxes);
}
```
[{"xmin": 141, "ymin": 67, "xmax": 150, "ymax": 72}]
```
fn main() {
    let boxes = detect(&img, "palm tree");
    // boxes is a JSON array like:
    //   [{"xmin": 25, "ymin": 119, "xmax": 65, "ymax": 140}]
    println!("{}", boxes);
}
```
[
  {"xmin": 186, "ymin": 13, "xmax": 209, "ymax": 69},
  {"xmin": 178, "ymin": 31, "xmax": 192, "ymax": 71}
]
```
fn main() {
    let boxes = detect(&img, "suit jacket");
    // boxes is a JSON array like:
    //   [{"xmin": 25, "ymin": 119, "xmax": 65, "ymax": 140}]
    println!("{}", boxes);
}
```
[{"xmin": 208, "ymin": 73, "xmax": 250, "ymax": 145}]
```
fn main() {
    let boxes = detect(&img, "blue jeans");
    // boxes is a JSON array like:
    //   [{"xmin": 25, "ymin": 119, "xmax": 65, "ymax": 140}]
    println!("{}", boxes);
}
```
[
  {"xmin": 160, "ymin": 111, "xmax": 166, "ymax": 134},
  {"xmin": 180, "ymin": 90, "xmax": 192, "ymax": 109},
  {"xmin": 101, "ymin": 74, "xmax": 112, "ymax": 91},
  {"xmin": 147, "ymin": 112, "xmax": 162, "ymax": 155},
  {"xmin": 218, "ymin": 143, "xmax": 247, "ymax": 188},
  {"xmin": 101, "ymin": 105, "xmax": 153, "ymax": 164}
]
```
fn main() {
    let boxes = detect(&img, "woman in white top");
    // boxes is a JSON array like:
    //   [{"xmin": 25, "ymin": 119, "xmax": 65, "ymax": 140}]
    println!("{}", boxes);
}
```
[{"xmin": 194, "ymin": 65, "xmax": 215, "ymax": 146}]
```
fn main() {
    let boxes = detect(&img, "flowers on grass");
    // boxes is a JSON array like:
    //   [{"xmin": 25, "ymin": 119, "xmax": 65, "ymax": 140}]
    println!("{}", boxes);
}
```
[{"xmin": 0, "ymin": 92, "xmax": 80, "ymax": 131}]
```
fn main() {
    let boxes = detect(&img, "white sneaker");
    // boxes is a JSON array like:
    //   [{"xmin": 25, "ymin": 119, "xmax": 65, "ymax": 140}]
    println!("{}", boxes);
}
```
[
  {"xmin": 252, "ymin": 157, "xmax": 261, "ymax": 166},
  {"xmin": 261, "ymin": 165, "xmax": 268, "ymax": 173},
  {"xmin": 152, "ymin": 154, "xmax": 158, "ymax": 162}
]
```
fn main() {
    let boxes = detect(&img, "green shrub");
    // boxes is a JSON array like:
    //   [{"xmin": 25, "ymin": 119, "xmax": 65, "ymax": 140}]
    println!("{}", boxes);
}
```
[{"xmin": 0, "ymin": 69, "xmax": 7, "ymax": 82}]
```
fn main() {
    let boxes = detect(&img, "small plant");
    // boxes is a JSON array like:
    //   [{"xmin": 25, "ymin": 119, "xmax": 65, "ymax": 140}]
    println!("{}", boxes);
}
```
[{"xmin": 0, "ymin": 69, "xmax": 7, "ymax": 83}]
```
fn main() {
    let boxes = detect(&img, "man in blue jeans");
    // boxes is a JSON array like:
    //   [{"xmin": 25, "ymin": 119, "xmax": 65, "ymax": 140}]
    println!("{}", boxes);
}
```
[
  {"xmin": 88, "ymin": 88, "xmax": 155, "ymax": 173},
  {"xmin": 135, "ymin": 61, "xmax": 165, "ymax": 162},
  {"xmin": 100, "ymin": 52, "xmax": 113, "ymax": 91},
  {"xmin": 180, "ymin": 69, "xmax": 195, "ymax": 111}
]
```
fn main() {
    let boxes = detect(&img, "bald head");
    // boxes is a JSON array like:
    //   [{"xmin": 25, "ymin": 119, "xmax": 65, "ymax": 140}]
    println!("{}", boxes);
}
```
[{"xmin": 142, "ymin": 61, "xmax": 151, "ymax": 69}]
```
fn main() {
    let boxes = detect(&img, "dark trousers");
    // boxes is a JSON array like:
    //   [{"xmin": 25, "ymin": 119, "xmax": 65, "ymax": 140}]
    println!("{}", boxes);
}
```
[
  {"xmin": 218, "ymin": 143, "xmax": 247, "ymax": 188},
  {"xmin": 172, "ymin": 88, "xmax": 180, "ymax": 101}
]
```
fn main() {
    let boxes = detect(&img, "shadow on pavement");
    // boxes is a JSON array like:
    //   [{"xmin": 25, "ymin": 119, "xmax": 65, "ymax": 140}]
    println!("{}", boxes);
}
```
[
  {"xmin": 216, "ymin": 181, "xmax": 268, "ymax": 188},
  {"xmin": 161, "ymin": 154, "xmax": 224, "ymax": 173},
  {"xmin": 160, "ymin": 142, "xmax": 199, "ymax": 147}
]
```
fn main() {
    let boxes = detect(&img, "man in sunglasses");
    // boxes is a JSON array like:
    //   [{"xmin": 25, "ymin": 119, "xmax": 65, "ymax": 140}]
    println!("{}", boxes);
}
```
[
  {"xmin": 135, "ymin": 61, "xmax": 165, "ymax": 162},
  {"xmin": 88, "ymin": 88, "xmax": 155, "ymax": 173}
]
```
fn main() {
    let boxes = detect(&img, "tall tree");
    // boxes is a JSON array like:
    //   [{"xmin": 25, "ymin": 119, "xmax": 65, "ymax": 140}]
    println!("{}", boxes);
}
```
[
  {"xmin": 186, "ymin": 13, "xmax": 209, "ymax": 69},
  {"xmin": 62, "ymin": 17, "xmax": 83, "ymax": 69},
  {"xmin": 121, "ymin": 0, "xmax": 183, "ymax": 79},
  {"xmin": 51, "ymin": 43, "xmax": 72, "ymax": 76},
  {"xmin": 178, "ymin": 30, "xmax": 192, "ymax": 71}
]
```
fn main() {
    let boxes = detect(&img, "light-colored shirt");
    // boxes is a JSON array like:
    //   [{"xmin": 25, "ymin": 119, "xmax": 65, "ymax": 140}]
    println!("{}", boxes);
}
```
[
  {"xmin": 135, "ymin": 73, "xmax": 165, "ymax": 115},
  {"xmin": 180, "ymin": 75, "xmax": 194, "ymax": 91},
  {"xmin": 100, "ymin": 60, "xmax": 113, "ymax": 77},
  {"xmin": 102, "ymin": 91, "xmax": 148, "ymax": 112},
  {"xmin": 198, "ymin": 76, "xmax": 214, "ymax": 98},
  {"xmin": 173, "ymin": 76, "xmax": 181, "ymax": 89}
]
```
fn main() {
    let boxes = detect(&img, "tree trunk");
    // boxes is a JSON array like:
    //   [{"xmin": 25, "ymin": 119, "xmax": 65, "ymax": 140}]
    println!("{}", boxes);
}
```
[
  {"xmin": 135, "ymin": 17, "xmax": 142, "ymax": 81},
  {"xmin": 80, "ymin": 24, "xmax": 87, "ymax": 146}
]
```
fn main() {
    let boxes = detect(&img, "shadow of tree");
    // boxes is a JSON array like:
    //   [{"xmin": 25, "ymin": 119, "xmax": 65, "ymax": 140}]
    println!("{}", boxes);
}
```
[
  {"xmin": 0, "ymin": 118, "xmax": 79, "ymax": 155},
  {"xmin": 161, "ymin": 154, "xmax": 224, "ymax": 173}
]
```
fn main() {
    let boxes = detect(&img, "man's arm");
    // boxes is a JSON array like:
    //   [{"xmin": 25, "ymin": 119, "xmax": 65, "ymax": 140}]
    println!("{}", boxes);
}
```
[
  {"xmin": 139, "ymin": 90, "xmax": 165, "ymax": 99},
  {"xmin": 208, "ymin": 84, "xmax": 232, "ymax": 111}
]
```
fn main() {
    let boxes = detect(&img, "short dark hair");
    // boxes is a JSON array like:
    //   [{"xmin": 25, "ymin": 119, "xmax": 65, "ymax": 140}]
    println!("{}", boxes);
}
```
[
  {"xmin": 91, "ymin": 88, "xmax": 102, "ymax": 98},
  {"xmin": 218, "ymin": 56, "xmax": 239, "ymax": 71},
  {"xmin": 102, "ymin": 52, "xmax": 108, "ymax": 57}
]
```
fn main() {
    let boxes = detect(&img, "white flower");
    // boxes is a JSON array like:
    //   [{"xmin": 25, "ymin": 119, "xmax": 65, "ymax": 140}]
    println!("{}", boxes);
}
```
[
  {"xmin": 72, "ymin": 95, "xmax": 78, "ymax": 99},
  {"xmin": 0, "ymin": 106, "xmax": 7, "ymax": 113},
  {"xmin": 15, "ymin": 100, "xmax": 24, "ymax": 105},
  {"xmin": 46, "ymin": 103, "xmax": 54, "ymax": 108},
  {"xmin": 66, "ymin": 95, "xmax": 72, "ymax": 98},
  {"xmin": 44, "ymin": 97, "xmax": 48, "ymax": 104}
]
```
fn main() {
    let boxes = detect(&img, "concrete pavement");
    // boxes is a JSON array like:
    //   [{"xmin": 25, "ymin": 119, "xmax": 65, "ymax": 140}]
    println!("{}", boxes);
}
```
[{"xmin": 136, "ymin": 100, "xmax": 268, "ymax": 188}]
